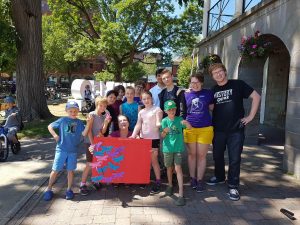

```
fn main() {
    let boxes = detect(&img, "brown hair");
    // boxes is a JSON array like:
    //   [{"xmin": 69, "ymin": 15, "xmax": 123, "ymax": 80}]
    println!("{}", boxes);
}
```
[
  {"xmin": 141, "ymin": 90, "xmax": 153, "ymax": 98},
  {"xmin": 95, "ymin": 96, "xmax": 108, "ymax": 107},
  {"xmin": 208, "ymin": 63, "xmax": 227, "ymax": 76},
  {"xmin": 160, "ymin": 68, "xmax": 172, "ymax": 76},
  {"xmin": 189, "ymin": 72, "xmax": 204, "ymax": 83},
  {"xmin": 125, "ymin": 86, "xmax": 135, "ymax": 93}
]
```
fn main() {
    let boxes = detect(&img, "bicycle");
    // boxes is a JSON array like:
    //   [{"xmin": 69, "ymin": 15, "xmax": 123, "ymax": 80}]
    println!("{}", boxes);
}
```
[
  {"xmin": 0, "ymin": 126, "xmax": 21, "ymax": 162},
  {"xmin": 81, "ymin": 99, "xmax": 95, "ymax": 116}
]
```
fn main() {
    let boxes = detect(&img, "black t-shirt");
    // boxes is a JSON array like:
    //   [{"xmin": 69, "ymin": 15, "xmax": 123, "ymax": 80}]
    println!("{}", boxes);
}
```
[
  {"xmin": 158, "ymin": 86, "xmax": 187, "ymax": 119},
  {"xmin": 212, "ymin": 79, "xmax": 254, "ymax": 132}
]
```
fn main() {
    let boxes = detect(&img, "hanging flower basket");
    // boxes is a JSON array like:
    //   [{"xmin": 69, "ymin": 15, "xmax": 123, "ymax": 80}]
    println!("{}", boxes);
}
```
[
  {"xmin": 238, "ymin": 31, "xmax": 272, "ymax": 60},
  {"xmin": 200, "ymin": 54, "xmax": 222, "ymax": 69}
]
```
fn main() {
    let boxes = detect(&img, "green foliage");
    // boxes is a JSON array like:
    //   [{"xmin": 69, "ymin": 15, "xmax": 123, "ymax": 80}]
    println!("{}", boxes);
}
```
[
  {"xmin": 47, "ymin": 0, "xmax": 203, "ymax": 81},
  {"xmin": 0, "ymin": 0, "xmax": 16, "ymax": 74},
  {"xmin": 123, "ymin": 62, "xmax": 145, "ymax": 82},
  {"xmin": 177, "ymin": 57, "xmax": 196, "ymax": 88},
  {"xmin": 201, "ymin": 54, "xmax": 222, "ymax": 69},
  {"xmin": 94, "ymin": 70, "xmax": 114, "ymax": 82},
  {"xmin": 177, "ymin": 0, "xmax": 204, "ymax": 7}
]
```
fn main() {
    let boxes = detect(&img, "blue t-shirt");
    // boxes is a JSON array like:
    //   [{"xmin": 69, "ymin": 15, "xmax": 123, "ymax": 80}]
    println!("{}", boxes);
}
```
[
  {"xmin": 50, "ymin": 117, "xmax": 85, "ymax": 153},
  {"xmin": 121, "ymin": 102, "xmax": 139, "ymax": 131},
  {"xmin": 185, "ymin": 89, "xmax": 213, "ymax": 128}
]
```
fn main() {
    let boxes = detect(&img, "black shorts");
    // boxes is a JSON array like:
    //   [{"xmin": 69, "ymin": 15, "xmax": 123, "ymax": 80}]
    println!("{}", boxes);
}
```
[{"xmin": 152, "ymin": 139, "xmax": 160, "ymax": 149}]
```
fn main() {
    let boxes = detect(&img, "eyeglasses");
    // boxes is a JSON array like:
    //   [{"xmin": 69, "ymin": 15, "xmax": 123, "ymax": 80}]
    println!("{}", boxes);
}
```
[
  {"xmin": 191, "ymin": 81, "xmax": 200, "ymax": 85},
  {"xmin": 212, "ymin": 70, "xmax": 224, "ymax": 76}
]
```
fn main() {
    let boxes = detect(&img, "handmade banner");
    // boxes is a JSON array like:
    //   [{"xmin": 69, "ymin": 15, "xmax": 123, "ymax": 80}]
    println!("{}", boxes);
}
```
[{"xmin": 91, "ymin": 137, "xmax": 152, "ymax": 184}]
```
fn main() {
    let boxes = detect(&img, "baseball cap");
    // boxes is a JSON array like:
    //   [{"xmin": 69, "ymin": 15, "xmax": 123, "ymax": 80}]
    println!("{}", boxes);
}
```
[
  {"xmin": 66, "ymin": 101, "xmax": 79, "ymax": 110},
  {"xmin": 4, "ymin": 96, "xmax": 15, "ymax": 104},
  {"xmin": 164, "ymin": 100, "xmax": 176, "ymax": 111}
]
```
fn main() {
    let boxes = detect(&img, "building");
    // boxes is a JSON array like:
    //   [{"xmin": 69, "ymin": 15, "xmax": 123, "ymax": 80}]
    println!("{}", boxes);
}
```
[{"xmin": 196, "ymin": 0, "xmax": 300, "ymax": 178}]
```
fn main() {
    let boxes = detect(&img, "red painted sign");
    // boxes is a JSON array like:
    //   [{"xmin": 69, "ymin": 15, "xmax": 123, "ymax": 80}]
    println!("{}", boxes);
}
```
[{"xmin": 91, "ymin": 137, "xmax": 152, "ymax": 184}]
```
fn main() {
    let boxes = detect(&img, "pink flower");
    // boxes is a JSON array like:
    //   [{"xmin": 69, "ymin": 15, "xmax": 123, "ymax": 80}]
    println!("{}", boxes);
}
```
[{"xmin": 252, "ymin": 45, "xmax": 257, "ymax": 49}]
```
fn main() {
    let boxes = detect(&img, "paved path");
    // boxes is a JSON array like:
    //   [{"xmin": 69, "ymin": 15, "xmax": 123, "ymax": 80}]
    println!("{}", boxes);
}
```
[{"xmin": 3, "ymin": 140, "xmax": 300, "ymax": 225}]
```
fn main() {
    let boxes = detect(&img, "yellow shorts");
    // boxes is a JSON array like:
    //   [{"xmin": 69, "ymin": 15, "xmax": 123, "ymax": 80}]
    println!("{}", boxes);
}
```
[{"xmin": 184, "ymin": 126, "xmax": 214, "ymax": 144}]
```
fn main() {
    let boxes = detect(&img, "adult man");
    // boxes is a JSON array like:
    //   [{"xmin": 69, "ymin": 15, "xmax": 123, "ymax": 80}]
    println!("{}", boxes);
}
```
[
  {"xmin": 207, "ymin": 63, "xmax": 260, "ymax": 201},
  {"xmin": 150, "ymin": 68, "xmax": 165, "ymax": 107},
  {"xmin": 158, "ymin": 69, "xmax": 187, "ymax": 119}
]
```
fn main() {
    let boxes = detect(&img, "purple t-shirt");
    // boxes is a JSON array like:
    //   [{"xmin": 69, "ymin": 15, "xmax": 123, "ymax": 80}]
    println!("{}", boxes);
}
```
[
  {"xmin": 185, "ymin": 89, "xmax": 213, "ymax": 128},
  {"xmin": 110, "ymin": 130, "xmax": 132, "ymax": 138}
]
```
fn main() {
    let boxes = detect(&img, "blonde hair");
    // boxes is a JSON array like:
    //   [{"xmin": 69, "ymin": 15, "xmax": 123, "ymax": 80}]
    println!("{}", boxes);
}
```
[
  {"xmin": 95, "ymin": 96, "xmax": 108, "ymax": 107},
  {"xmin": 161, "ymin": 68, "xmax": 172, "ymax": 76},
  {"xmin": 208, "ymin": 63, "xmax": 227, "ymax": 76},
  {"xmin": 125, "ymin": 86, "xmax": 135, "ymax": 93}
]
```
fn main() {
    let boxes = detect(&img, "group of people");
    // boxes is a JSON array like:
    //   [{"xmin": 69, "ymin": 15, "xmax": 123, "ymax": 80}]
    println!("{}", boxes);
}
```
[{"xmin": 44, "ymin": 63, "xmax": 261, "ymax": 206}]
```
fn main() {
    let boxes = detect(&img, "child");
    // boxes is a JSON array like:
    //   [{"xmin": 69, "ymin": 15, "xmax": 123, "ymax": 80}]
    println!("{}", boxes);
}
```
[
  {"xmin": 3, "ymin": 96, "xmax": 21, "ymax": 148},
  {"xmin": 44, "ymin": 101, "xmax": 91, "ymax": 201},
  {"xmin": 80, "ymin": 97, "xmax": 111, "ymax": 196},
  {"xmin": 120, "ymin": 86, "xmax": 139, "ymax": 131},
  {"xmin": 130, "ymin": 91, "xmax": 163, "ymax": 193},
  {"xmin": 161, "ymin": 100, "xmax": 191, "ymax": 206}
]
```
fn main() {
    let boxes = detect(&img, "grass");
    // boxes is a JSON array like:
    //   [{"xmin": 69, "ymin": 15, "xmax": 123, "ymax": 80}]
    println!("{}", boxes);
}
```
[{"xmin": 16, "ymin": 102, "xmax": 87, "ymax": 139}]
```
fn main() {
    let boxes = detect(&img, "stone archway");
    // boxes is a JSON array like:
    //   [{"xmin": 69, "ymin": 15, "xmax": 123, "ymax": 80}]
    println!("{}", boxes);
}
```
[{"xmin": 238, "ymin": 34, "xmax": 290, "ymax": 145}]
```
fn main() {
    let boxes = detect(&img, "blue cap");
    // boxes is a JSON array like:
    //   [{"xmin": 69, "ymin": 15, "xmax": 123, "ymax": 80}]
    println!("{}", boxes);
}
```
[
  {"xmin": 66, "ymin": 101, "xmax": 79, "ymax": 110},
  {"xmin": 4, "ymin": 96, "xmax": 15, "ymax": 104}
]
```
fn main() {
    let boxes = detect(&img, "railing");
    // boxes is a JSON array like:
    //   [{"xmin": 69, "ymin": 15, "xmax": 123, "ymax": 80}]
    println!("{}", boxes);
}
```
[
  {"xmin": 207, "ymin": 0, "xmax": 263, "ymax": 35},
  {"xmin": 207, "ymin": 0, "xmax": 235, "ymax": 35},
  {"xmin": 243, "ymin": 0, "xmax": 263, "ymax": 12}
]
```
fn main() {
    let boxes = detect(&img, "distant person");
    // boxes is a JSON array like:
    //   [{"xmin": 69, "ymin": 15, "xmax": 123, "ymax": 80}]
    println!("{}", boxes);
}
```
[
  {"xmin": 84, "ymin": 85, "xmax": 92, "ymax": 101},
  {"xmin": 123, "ymin": 81, "xmax": 145, "ymax": 106},
  {"xmin": 150, "ymin": 68, "xmax": 165, "ymax": 107},
  {"xmin": 3, "ymin": 96, "xmax": 21, "ymax": 148},
  {"xmin": 44, "ymin": 101, "xmax": 91, "ymax": 201},
  {"xmin": 158, "ymin": 69, "xmax": 187, "ymax": 118},
  {"xmin": 207, "ymin": 63, "xmax": 260, "ymax": 201},
  {"xmin": 161, "ymin": 100, "xmax": 191, "ymax": 206},
  {"xmin": 10, "ymin": 82, "xmax": 16, "ymax": 95}
]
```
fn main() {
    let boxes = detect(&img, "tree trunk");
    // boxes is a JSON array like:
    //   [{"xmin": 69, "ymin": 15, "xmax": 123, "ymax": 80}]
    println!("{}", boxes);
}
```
[
  {"xmin": 114, "ymin": 61, "xmax": 123, "ymax": 82},
  {"xmin": 11, "ymin": 0, "xmax": 52, "ymax": 121}
]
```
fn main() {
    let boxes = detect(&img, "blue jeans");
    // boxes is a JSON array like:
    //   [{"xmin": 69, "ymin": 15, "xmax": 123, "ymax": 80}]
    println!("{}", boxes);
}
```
[{"xmin": 212, "ymin": 130, "xmax": 245, "ymax": 188}]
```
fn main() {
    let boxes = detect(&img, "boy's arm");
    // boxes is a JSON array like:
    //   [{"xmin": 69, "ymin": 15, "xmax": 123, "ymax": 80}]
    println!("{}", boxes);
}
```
[
  {"xmin": 156, "ymin": 109, "xmax": 163, "ymax": 127},
  {"xmin": 119, "ymin": 105, "xmax": 123, "ymax": 115},
  {"xmin": 178, "ymin": 90, "xmax": 187, "ymax": 119},
  {"xmin": 181, "ymin": 119, "xmax": 192, "ymax": 129},
  {"xmin": 82, "ymin": 114, "xmax": 93, "ymax": 137},
  {"xmin": 48, "ymin": 124, "xmax": 59, "ymax": 142},
  {"xmin": 130, "ymin": 112, "xmax": 142, "ymax": 138},
  {"xmin": 160, "ymin": 120, "xmax": 169, "ymax": 139},
  {"xmin": 100, "ymin": 113, "xmax": 111, "ymax": 136}
]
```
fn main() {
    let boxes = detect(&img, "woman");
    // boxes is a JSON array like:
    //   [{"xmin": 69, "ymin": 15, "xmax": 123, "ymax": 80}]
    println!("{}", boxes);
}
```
[
  {"xmin": 109, "ymin": 115, "xmax": 132, "ymax": 138},
  {"xmin": 184, "ymin": 73, "xmax": 214, "ymax": 193}
]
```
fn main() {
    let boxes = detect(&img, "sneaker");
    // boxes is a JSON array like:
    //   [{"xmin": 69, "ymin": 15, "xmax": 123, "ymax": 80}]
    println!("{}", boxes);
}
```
[
  {"xmin": 150, "ymin": 182, "xmax": 161, "ymax": 194},
  {"xmin": 206, "ymin": 176, "xmax": 225, "ymax": 185},
  {"xmin": 175, "ymin": 196, "xmax": 185, "ymax": 206},
  {"xmin": 165, "ymin": 186, "xmax": 173, "ymax": 196},
  {"xmin": 190, "ymin": 177, "xmax": 197, "ymax": 189},
  {"xmin": 228, "ymin": 188, "xmax": 240, "ymax": 201},
  {"xmin": 80, "ymin": 185, "xmax": 89, "ymax": 196},
  {"xmin": 139, "ymin": 184, "xmax": 146, "ymax": 189},
  {"xmin": 92, "ymin": 182, "xmax": 102, "ymax": 190},
  {"xmin": 196, "ymin": 180, "xmax": 205, "ymax": 193},
  {"xmin": 43, "ymin": 190, "xmax": 53, "ymax": 201},
  {"xmin": 65, "ymin": 190, "xmax": 74, "ymax": 200}
]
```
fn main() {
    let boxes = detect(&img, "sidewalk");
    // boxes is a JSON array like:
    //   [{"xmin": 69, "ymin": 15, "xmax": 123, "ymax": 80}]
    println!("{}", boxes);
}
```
[{"xmin": 6, "ymin": 142, "xmax": 300, "ymax": 225}]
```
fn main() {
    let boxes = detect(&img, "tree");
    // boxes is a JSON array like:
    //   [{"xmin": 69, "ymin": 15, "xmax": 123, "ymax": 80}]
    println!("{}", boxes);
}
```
[
  {"xmin": 177, "ymin": 57, "xmax": 197, "ymax": 88},
  {"xmin": 0, "ymin": 0, "xmax": 16, "ymax": 74},
  {"xmin": 10, "ymin": 0, "xmax": 52, "ymax": 120},
  {"xmin": 177, "ymin": 0, "xmax": 203, "ymax": 7},
  {"xmin": 48, "ymin": 0, "xmax": 203, "ymax": 81}
]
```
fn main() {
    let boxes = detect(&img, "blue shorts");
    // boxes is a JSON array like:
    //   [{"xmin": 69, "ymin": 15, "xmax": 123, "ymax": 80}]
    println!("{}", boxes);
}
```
[{"xmin": 52, "ymin": 151, "xmax": 77, "ymax": 171}]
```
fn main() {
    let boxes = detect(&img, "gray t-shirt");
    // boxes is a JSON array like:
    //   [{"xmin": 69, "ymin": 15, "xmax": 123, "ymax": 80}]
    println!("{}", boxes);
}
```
[
  {"xmin": 84, "ymin": 109, "xmax": 110, "ymax": 144},
  {"xmin": 4, "ymin": 106, "xmax": 21, "ymax": 129}
]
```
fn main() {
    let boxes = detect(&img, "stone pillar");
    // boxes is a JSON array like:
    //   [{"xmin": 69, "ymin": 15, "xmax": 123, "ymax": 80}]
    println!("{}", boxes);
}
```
[
  {"xmin": 202, "ymin": 0, "xmax": 211, "ymax": 38},
  {"xmin": 235, "ymin": 0, "xmax": 244, "ymax": 17}
]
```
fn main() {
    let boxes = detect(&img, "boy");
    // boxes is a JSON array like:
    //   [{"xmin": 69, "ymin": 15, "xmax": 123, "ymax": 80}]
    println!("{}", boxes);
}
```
[
  {"xmin": 120, "ymin": 86, "xmax": 139, "ymax": 131},
  {"xmin": 80, "ymin": 97, "xmax": 111, "ymax": 195},
  {"xmin": 161, "ymin": 100, "xmax": 191, "ymax": 206},
  {"xmin": 3, "ymin": 96, "xmax": 21, "ymax": 148},
  {"xmin": 44, "ymin": 101, "xmax": 91, "ymax": 201}
]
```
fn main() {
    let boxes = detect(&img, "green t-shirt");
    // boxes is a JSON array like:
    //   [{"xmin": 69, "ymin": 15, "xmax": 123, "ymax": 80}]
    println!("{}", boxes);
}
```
[{"xmin": 161, "ymin": 116, "xmax": 186, "ymax": 153}]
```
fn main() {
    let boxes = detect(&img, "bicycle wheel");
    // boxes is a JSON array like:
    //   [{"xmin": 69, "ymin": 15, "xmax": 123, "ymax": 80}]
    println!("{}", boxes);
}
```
[
  {"xmin": 11, "ymin": 141, "xmax": 21, "ymax": 154},
  {"xmin": 81, "ymin": 106, "xmax": 88, "ymax": 116},
  {"xmin": 0, "ymin": 137, "xmax": 9, "ymax": 162}
]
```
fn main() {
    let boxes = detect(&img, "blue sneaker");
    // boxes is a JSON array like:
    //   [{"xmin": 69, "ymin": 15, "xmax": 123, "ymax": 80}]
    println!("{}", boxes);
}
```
[
  {"xmin": 190, "ymin": 177, "xmax": 197, "ymax": 189},
  {"xmin": 206, "ymin": 176, "xmax": 225, "ymax": 185},
  {"xmin": 43, "ymin": 190, "xmax": 53, "ymax": 201},
  {"xmin": 65, "ymin": 189, "xmax": 74, "ymax": 200}
]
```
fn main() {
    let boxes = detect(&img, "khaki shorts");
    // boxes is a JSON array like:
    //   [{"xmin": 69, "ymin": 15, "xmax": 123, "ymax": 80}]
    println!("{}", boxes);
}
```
[
  {"xmin": 163, "ymin": 152, "xmax": 183, "ymax": 167},
  {"xmin": 184, "ymin": 126, "xmax": 214, "ymax": 144}
]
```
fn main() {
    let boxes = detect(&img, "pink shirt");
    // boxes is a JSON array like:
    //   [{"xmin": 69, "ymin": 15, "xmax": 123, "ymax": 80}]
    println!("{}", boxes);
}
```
[{"xmin": 135, "ymin": 106, "xmax": 162, "ymax": 139}]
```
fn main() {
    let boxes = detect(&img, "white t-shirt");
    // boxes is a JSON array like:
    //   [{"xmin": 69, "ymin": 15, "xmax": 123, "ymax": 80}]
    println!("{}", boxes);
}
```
[{"xmin": 149, "ymin": 84, "xmax": 164, "ymax": 107}]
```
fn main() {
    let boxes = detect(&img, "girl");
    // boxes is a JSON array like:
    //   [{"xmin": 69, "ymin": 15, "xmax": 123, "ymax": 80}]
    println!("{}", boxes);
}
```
[{"xmin": 130, "ymin": 91, "xmax": 163, "ymax": 194}]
